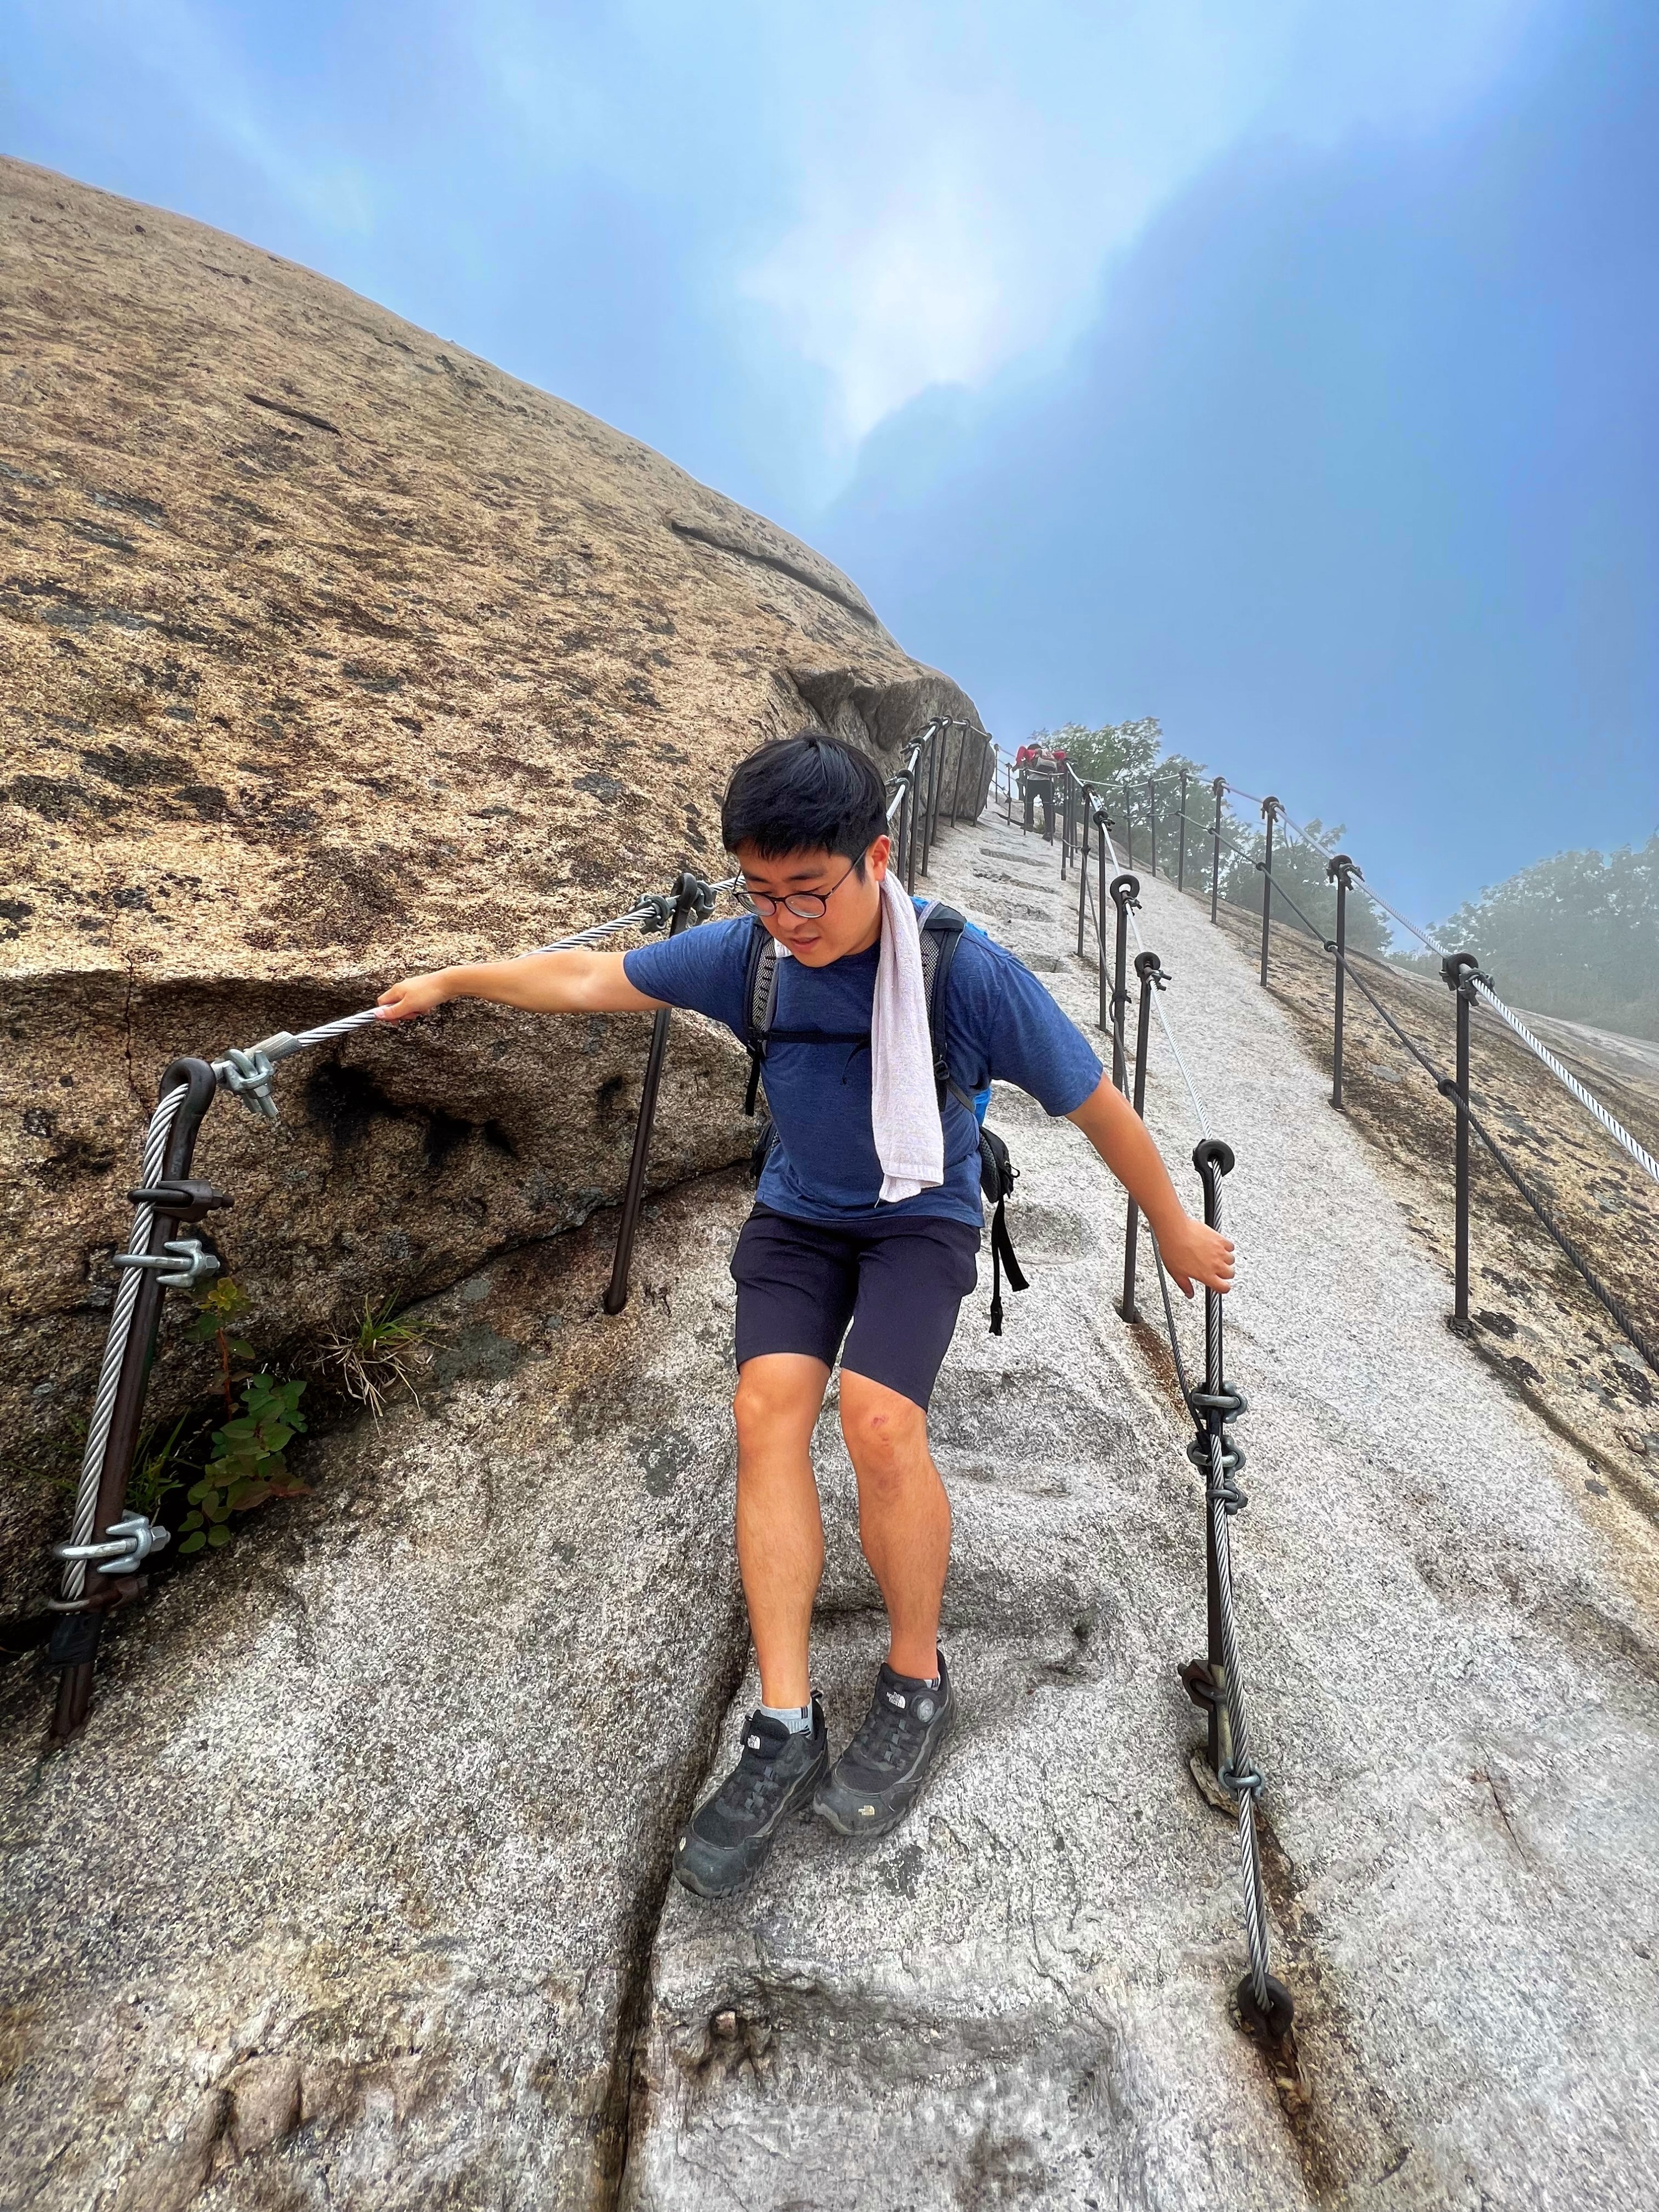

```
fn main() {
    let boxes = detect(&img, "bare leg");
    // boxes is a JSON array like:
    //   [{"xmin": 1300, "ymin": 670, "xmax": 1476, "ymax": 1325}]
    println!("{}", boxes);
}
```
[
  {"xmin": 838, "ymin": 1371, "xmax": 950, "ymax": 1679},
  {"xmin": 733, "ymin": 1353, "xmax": 831, "ymax": 1708}
]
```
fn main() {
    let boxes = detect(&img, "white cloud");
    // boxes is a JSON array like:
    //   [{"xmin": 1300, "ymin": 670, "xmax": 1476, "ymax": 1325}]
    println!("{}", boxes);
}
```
[{"xmin": 733, "ymin": 0, "xmax": 1545, "ymax": 445}]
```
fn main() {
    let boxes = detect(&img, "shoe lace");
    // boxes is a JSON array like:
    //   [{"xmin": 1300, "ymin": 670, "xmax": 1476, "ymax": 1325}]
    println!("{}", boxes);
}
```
[
  {"xmin": 848, "ymin": 1692, "xmax": 921, "ymax": 1777},
  {"xmin": 713, "ymin": 1733, "xmax": 792, "ymax": 1823}
]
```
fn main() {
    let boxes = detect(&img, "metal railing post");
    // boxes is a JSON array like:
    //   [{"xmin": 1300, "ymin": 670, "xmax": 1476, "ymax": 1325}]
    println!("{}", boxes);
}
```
[
  {"xmin": 1119, "ymin": 950, "xmax": 1164, "ymax": 1322},
  {"xmin": 1097, "ymin": 817, "xmax": 1110, "ymax": 1030},
  {"xmin": 1210, "ymin": 776, "xmax": 1224, "ymax": 924},
  {"xmin": 49, "ymin": 1055, "xmax": 222, "ymax": 1743},
  {"xmin": 1259, "ymin": 796, "xmax": 1280, "ymax": 985},
  {"xmin": 1109, "ymin": 873, "xmax": 1140, "ymax": 1091},
  {"xmin": 1122, "ymin": 784, "xmax": 1134, "ymax": 870},
  {"xmin": 604, "ymin": 873, "xmax": 709, "ymax": 1316},
  {"xmin": 1191, "ymin": 1142, "xmax": 1235, "ymax": 1776},
  {"xmin": 901, "ymin": 771, "xmax": 917, "ymax": 894},
  {"xmin": 1177, "ymin": 770, "xmax": 1188, "ymax": 894},
  {"xmin": 1327, "ymin": 853, "xmax": 1357, "ymax": 1109},
  {"xmin": 919, "ymin": 723, "xmax": 937, "ymax": 878},
  {"xmin": 1076, "ymin": 790, "xmax": 1092, "ymax": 956},
  {"xmin": 1147, "ymin": 774, "xmax": 1159, "ymax": 877},
  {"xmin": 1442, "ymin": 951, "xmax": 1481, "ymax": 1328}
]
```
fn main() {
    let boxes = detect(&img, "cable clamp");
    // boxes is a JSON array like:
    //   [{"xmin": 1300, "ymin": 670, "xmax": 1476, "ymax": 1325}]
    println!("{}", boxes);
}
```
[
  {"xmin": 113, "ymin": 1238, "xmax": 221, "ymax": 1290},
  {"xmin": 635, "ymin": 893, "xmax": 675, "ymax": 935},
  {"xmin": 216, "ymin": 1031, "xmax": 299, "ymax": 1121},
  {"xmin": 127, "ymin": 1178, "xmax": 231, "ymax": 1224},
  {"xmin": 52, "ymin": 1510, "xmax": 170, "ymax": 1577},
  {"xmin": 1218, "ymin": 1761, "xmax": 1264, "ymax": 1801},
  {"xmin": 1186, "ymin": 1433, "xmax": 1246, "ymax": 1475},
  {"xmin": 1189, "ymin": 1387, "xmax": 1247, "ymax": 1422}
]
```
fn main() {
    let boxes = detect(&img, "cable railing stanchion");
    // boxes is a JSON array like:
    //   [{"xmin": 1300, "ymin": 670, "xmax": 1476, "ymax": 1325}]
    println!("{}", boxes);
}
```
[
  {"xmin": 1176, "ymin": 1139, "xmax": 1291, "ymax": 2042},
  {"xmin": 1146, "ymin": 775, "xmax": 1158, "ymax": 878},
  {"xmin": 46, "ymin": 1058, "xmax": 221, "ymax": 1744},
  {"xmin": 1097, "ymin": 810, "xmax": 1110, "ymax": 1031},
  {"xmin": 604, "ymin": 873, "xmax": 714, "ymax": 1316},
  {"xmin": 1177, "ymin": 771, "xmax": 1188, "ymax": 894},
  {"xmin": 1075, "ymin": 782, "xmax": 1092, "ymax": 956},
  {"xmin": 1209, "ymin": 777, "xmax": 1224, "ymax": 925},
  {"xmin": 1327, "ymin": 854, "xmax": 1358, "ymax": 1110},
  {"xmin": 1441, "ymin": 951, "xmax": 1482, "ymax": 1331},
  {"xmin": 924, "ymin": 721, "xmax": 942, "ymax": 875},
  {"xmin": 1258, "ymin": 796, "xmax": 1280, "ymax": 985},
  {"xmin": 1118, "ymin": 951, "xmax": 1165, "ymax": 1323},
  {"xmin": 1108, "ymin": 873, "xmax": 1140, "ymax": 1092}
]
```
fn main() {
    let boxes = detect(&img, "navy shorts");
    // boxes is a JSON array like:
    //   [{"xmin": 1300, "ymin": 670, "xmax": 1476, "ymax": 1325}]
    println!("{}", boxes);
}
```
[{"xmin": 731, "ymin": 1204, "xmax": 980, "ymax": 1410}]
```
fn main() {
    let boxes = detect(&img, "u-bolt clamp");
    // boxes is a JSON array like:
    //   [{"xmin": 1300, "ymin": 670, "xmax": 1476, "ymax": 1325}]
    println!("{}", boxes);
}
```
[
  {"xmin": 635, "ymin": 892, "xmax": 675, "ymax": 935},
  {"xmin": 1440, "ymin": 949, "xmax": 1486, "ymax": 998},
  {"xmin": 1134, "ymin": 950, "xmax": 1168, "ymax": 990},
  {"xmin": 53, "ymin": 1510, "xmax": 171, "ymax": 1576},
  {"xmin": 677, "ymin": 872, "xmax": 718, "ymax": 924},
  {"xmin": 113, "ymin": 1238, "xmax": 222, "ymax": 1290},
  {"xmin": 216, "ymin": 1031, "xmax": 298, "ymax": 1122}
]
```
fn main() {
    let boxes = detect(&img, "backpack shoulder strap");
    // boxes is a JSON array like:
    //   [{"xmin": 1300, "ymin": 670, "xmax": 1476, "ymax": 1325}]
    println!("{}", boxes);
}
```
[
  {"xmin": 742, "ymin": 920, "xmax": 779, "ymax": 1116},
  {"xmin": 917, "ymin": 902, "xmax": 977, "ymax": 1112}
]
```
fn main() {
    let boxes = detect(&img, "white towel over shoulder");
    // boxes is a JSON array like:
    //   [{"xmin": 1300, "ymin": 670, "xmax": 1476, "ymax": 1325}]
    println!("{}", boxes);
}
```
[{"xmin": 871, "ymin": 872, "xmax": 944, "ymax": 1203}]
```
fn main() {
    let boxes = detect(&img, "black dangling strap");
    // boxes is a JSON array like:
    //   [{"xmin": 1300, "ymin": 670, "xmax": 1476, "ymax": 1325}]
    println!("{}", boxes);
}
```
[
  {"xmin": 989, "ymin": 1230, "xmax": 1004, "ymax": 1336},
  {"xmin": 993, "ymin": 1197, "xmax": 1028, "ymax": 1294},
  {"xmin": 743, "ymin": 1049, "xmax": 761, "ymax": 1117}
]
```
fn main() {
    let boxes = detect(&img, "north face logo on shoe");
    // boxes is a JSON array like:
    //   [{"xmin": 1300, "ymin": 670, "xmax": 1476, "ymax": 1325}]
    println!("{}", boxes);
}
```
[{"xmin": 885, "ymin": 1689, "xmax": 906, "ymax": 1710}]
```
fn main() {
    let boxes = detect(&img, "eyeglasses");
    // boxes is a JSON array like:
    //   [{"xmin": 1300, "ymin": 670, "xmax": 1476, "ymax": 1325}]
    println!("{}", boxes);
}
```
[{"xmin": 732, "ymin": 854, "xmax": 860, "ymax": 920}]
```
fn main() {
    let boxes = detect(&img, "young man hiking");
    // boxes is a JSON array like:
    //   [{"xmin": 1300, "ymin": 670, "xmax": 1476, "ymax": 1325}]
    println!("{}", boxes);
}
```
[{"xmin": 379, "ymin": 733, "xmax": 1232, "ymax": 1898}]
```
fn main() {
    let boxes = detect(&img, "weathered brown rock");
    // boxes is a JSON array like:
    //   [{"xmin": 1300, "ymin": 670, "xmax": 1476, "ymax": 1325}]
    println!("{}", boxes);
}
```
[{"xmin": 0, "ymin": 158, "xmax": 981, "ymax": 1604}]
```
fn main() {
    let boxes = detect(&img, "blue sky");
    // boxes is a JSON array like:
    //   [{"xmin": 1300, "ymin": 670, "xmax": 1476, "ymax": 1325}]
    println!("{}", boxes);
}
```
[{"xmin": 6, "ymin": 0, "xmax": 1655, "ymax": 923}]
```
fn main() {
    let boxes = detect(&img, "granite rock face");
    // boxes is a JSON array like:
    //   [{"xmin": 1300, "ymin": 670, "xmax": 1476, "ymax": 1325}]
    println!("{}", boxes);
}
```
[
  {"xmin": 0, "ymin": 157, "xmax": 979, "ymax": 1601},
  {"xmin": 621, "ymin": 815, "xmax": 1659, "ymax": 2211},
  {"xmin": 1, "ymin": 1174, "xmax": 755, "ymax": 2211},
  {"xmin": 4, "ymin": 810, "xmax": 1657, "ymax": 2212}
]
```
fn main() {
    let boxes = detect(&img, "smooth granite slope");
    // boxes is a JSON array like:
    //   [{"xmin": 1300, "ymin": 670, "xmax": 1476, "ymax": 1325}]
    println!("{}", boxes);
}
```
[{"xmin": 621, "ymin": 810, "xmax": 1659, "ymax": 2211}]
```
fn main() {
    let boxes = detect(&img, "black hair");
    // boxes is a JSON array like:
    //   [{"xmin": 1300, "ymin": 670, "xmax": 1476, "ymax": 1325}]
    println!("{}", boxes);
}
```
[{"xmin": 720, "ymin": 731, "xmax": 888, "ymax": 863}]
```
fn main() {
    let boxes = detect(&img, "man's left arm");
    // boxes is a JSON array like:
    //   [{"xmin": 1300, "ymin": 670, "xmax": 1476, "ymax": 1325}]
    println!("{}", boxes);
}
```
[{"xmin": 1066, "ymin": 1075, "xmax": 1234, "ymax": 1298}]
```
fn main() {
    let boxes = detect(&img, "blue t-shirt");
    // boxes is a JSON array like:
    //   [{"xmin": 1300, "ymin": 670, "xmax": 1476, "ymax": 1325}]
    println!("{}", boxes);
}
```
[{"xmin": 623, "ymin": 905, "xmax": 1103, "ymax": 1227}]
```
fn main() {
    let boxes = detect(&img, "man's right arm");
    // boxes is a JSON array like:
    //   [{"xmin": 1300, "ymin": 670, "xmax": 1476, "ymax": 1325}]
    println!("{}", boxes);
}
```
[{"xmin": 377, "ymin": 949, "xmax": 665, "ymax": 1024}]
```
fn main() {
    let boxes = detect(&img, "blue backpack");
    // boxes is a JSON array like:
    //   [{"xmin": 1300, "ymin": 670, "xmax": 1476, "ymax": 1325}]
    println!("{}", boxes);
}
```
[{"xmin": 740, "ymin": 902, "xmax": 1028, "ymax": 1333}]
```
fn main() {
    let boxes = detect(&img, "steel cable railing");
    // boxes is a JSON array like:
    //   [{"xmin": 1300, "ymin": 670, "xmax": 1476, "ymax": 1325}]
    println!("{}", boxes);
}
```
[
  {"xmin": 42, "ymin": 715, "xmax": 997, "ymax": 1740},
  {"xmin": 1052, "ymin": 765, "xmax": 1290, "ymax": 2041},
  {"xmin": 1110, "ymin": 770, "xmax": 1658, "ymax": 1375}
]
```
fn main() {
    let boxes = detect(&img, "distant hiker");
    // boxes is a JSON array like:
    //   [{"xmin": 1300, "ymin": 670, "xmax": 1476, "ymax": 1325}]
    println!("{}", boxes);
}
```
[
  {"xmin": 1016, "ymin": 739, "xmax": 1066, "ymax": 839},
  {"xmin": 379, "ymin": 733, "xmax": 1232, "ymax": 1897}
]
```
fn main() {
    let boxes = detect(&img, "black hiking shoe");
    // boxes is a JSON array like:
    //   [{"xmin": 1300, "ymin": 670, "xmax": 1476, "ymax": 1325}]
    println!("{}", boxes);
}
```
[
  {"xmin": 672, "ymin": 1697, "xmax": 828, "ymax": 1899},
  {"xmin": 813, "ymin": 1651, "xmax": 956, "ymax": 1839}
]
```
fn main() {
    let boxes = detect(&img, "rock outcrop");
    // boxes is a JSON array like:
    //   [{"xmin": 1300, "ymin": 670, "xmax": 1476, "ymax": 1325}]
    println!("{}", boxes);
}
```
[
  {"xmin": 7, "ymin": 804, "xmax": 1656, "ymax": 2211},
  {"xmin": 0, "ymin": 158, "xmax": 979, "ymax": 1605}
]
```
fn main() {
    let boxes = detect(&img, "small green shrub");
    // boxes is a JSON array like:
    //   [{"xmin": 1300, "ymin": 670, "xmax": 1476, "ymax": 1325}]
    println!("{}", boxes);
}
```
[
  {"xmin": 185, "ymin": 1278, "xmax": 257, "ymax": 1416},
  {"xmin": 177, "ymin": 1373, "xmax": 310, "ymax": 1554}
]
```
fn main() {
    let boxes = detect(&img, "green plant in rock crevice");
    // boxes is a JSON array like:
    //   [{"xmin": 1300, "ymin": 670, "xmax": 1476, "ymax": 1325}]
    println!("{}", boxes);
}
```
[
  {"xmin": 185, "ymin": 1277, "xmax": 257, "ymax": 1416},
  {"xmin": 178, "ymin": 1372, "xmax": 310, "ymax": 1554},
  {"xmin": 322, "ymin": 1295, "xmax": 441, "ymax": 1419}
]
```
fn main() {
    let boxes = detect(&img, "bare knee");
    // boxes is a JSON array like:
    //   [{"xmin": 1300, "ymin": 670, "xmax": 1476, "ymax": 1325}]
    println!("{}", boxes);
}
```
[
  {"xmin": 841, "ymin": 1388, "xmax": 928, "ymax": 1495},
  {"xmin": 733, "ymin": 1357, "xmax": 826, "ymax": 1449}
]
